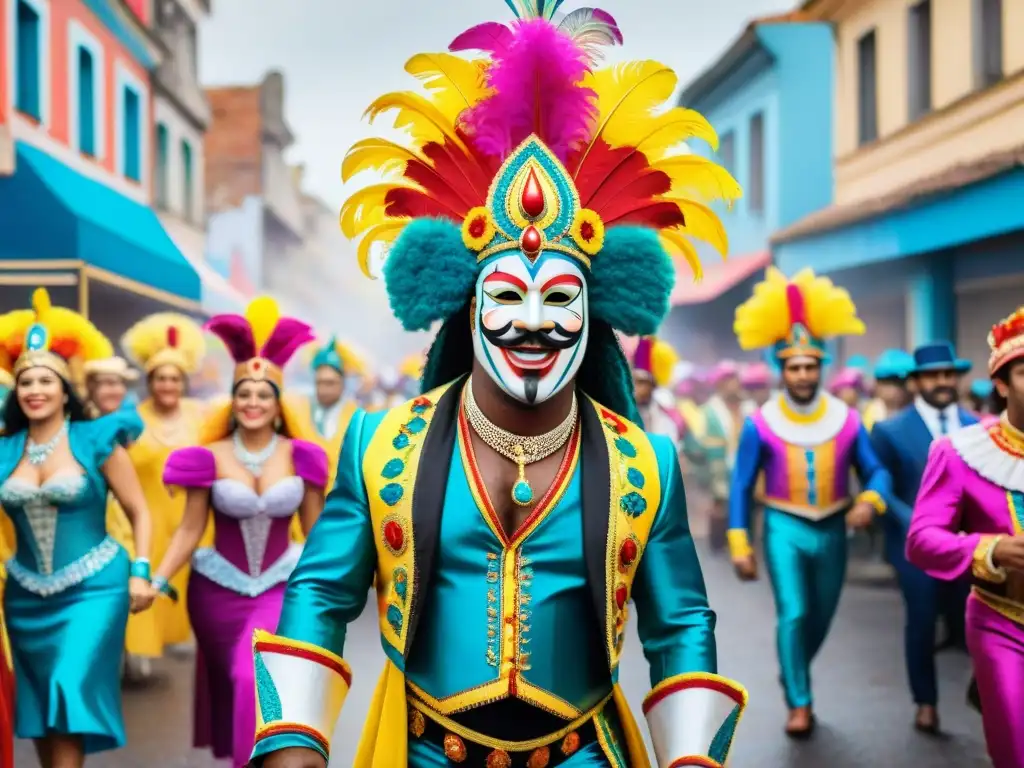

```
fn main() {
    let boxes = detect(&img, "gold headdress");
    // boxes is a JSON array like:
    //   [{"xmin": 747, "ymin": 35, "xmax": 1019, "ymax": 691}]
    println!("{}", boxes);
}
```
[
  {"xmin": 0, "ymin": 288, "xmax": 112, "ymax": 382},
  {"xmin": 121, "ymin": 313, "xmax": 206, "ymax": 376},
  {"xmin": 734, "ymin": 268, "xmax": 864, "ymax": 360}
]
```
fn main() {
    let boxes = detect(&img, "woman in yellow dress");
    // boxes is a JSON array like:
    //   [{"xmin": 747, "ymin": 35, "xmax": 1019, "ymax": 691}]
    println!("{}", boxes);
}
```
[{"xmin": 119, "ymin": 314, "xmax": 209, "ymax": 662}]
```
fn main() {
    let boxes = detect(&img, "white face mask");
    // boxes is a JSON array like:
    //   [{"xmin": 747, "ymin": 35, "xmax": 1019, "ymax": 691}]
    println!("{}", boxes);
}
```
[{"xmin": 472, "ymin": 252, "xmax": 588, "ymax": 405}]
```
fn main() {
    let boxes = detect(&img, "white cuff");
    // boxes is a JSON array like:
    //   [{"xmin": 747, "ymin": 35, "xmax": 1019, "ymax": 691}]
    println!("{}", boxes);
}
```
[
  {"xmin": 643, "ymin": 673, "xmax": 747, "ymax": 767},
  {"xmin": 252, "ymin": 629, "xmax": 352, "ymax": 754}
]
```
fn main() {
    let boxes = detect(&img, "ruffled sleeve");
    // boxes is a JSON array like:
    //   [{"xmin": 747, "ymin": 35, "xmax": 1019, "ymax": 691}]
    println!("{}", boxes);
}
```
[
  {"xmin": 76, "ymin": 410, "xmax": 145, "ymax": 468},
  {"xmin": 163, "ymin": 446, "xmax": 217, "ymax": 490},
  {"xmin": 291, "ymin": 439, "xmax": 329, "ymax": 489}
]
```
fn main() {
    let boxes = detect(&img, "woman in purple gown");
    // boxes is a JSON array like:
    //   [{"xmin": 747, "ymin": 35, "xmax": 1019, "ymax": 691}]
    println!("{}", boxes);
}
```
[{"xmin": 151, "ymin": 297, "xmax": 327, "ymax": 767}]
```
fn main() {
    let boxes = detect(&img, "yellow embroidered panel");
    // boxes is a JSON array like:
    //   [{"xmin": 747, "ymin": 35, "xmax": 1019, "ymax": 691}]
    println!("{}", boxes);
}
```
[
  {"xmin": 363, "ymin": 382, "xmax": 456, "ymax": 657},
  {"xmin": 589, "ymin": 400, "xmax": 661, "ymax": 671}
]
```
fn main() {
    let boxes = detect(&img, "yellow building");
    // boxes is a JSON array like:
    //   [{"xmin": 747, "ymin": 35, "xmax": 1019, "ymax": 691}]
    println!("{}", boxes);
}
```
[{"xmin": 773, "ymin": 0, "xmax": 1024, "ymax": 366}]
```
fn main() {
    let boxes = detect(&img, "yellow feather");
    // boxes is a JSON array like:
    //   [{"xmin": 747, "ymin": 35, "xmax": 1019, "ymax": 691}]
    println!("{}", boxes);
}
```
[
  {"xmin": 660, "ymin": 230, "xmax": 705, "ymax": 282},
  {"xmin": 404, "ymin": 53, "xmax": 490, "ymax": 123},
  {"xmin": 635, "ymin": 108, "xmax": 719, "ymax": 159},
  {"xmin": 245, "ymin": 297, "xmax": 281, "ymax": 352},
  {"xmin": 665, "ymin": 198, "xmax": 729, "ymax": 256},
  {"xmin": 31, "ymin": 288, "xmax": 52, "ymax": 322},
  {"xmin": 341, "ymin": 139, "xmax": 425, "ymax": 182},
  {"xmin": 339, "ymin": 182, "xmax": 420, "ymax": 239},
  {"xmin": 356, "ymin": 219, "xmax": 410, "ymax": 278},
  {"xmin": 364, "ymin": 91, "xmax": 466, "ymax": 149},
  {"xmin": 650, "ymin": 339, "xmax": 679, "ymax": 388},
  {"xmin": 652, "ymin": 155, "xmax": 743, "ymax": 203}
]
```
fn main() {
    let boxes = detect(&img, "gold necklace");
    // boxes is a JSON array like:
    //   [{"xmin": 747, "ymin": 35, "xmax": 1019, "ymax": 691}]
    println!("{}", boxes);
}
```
[{"xmin": 462, "ymin": 378, "xmax": 578, "ymax": 507}]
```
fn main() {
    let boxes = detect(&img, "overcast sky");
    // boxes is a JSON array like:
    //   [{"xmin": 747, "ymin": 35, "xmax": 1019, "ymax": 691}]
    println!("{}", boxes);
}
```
[{"xmin": 200, "ymin": 0, "xmax": 798, "ymax": 210}]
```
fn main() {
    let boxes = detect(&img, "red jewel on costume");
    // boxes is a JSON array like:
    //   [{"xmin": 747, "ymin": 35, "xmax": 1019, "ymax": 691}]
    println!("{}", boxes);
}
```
[
  {"xmin": 383, "ymin": 520, "xmax": 405, "ymax": 553},
  {"xmin": 469, "ymin": 216, "xmax": 487, "ymax": 239},
  {"xmin": 521, "ymin": 225, "xmax": 542, "ymax": 257},
  {"xmin": 486, "ymin": 748, "xmax": 512, "ymax": 768},
  {"xmin": 619, "ymin": 538, "xmax": 638, "ymax": 568},
  {"xmin": 580, "ymin": 221, "xmax": 595, "ymax": 241},
  {"xmin": 526, "ymin": 746, "xmax": 550, "ymax": 768},
  {"xmin": 615, "ymin": 583, "xmax": 628, "ymax": 610},
  {"xmin": 521, "ymin": 167, "xmax": 545, "ymax": 219},
  {"xmin": 561, "ymin": 732, "xmax": 581, "ymax": 755}
]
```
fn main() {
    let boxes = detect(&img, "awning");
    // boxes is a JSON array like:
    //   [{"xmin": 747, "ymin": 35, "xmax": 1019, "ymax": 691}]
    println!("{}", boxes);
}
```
[
  {"xmin": 671, "ymin": 250, "xmax": 771, "ymax": 305},
  {"xmin": 0, "ymin": 142, "xmax": 201, "ymax": 303}
]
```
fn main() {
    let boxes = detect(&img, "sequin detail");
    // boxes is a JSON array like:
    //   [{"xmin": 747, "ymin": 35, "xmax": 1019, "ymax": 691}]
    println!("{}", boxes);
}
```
[
  {"xmin": 486, "ymin": 552, "xmax": 500, "ymax": 667},
  {"xmin": 191, "ymin": 545, "xmax": 300, "ymax": 597},
  {"xmin": 380, "ymin": 482, "xmax": 404, "ymax": 506},
  {"xmin": 6, "ymin": 536, "xmax": 120, "ymax": 597},
  {"xmin": 240, "ymin": 515, "xmax": 273, "ymax": 578},
  {"xmin": 517, "ymin": 554, "xmax": 534, "ymax": 672},
  {"xmin": 408, "ymin": 709, "xmax": 425, "ymax": 737},
  {"xmin": 443, "ymin": 733, "xmax": 467, "ymax": 762},
  {"xmin": 0, "ymin": 474, "xmax": 88, "ymax": 575},
  {"xmin": 254, "ymin": 652, "xmax": 283, "ymax": 721},
  {"xmin": 387, "ymin": 604, "xmax": 403, "ymax": 633},
  {"xmin": 392, "ymin": 567, "xmax": 408, "ymax": 603},
  {"xmin": 620, "ymin": 491, "xmax": 647, "ymax": 517}
]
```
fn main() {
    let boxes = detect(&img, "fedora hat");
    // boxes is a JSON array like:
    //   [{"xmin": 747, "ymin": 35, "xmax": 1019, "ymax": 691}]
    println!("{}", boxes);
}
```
[{"xmin": 911, "ymin": 342, "xmax": 971, "ymax": 375}]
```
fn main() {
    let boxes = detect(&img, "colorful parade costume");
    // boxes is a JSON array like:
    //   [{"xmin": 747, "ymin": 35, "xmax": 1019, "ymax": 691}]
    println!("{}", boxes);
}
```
[
  {"xmin": 906, "ymin": 309, "xmax": 1024, "ymax": 768},
  {"xmin": 871, "ymin": 343, "xmax": 977, "ymax": 713},
  {"xmin": 121, "ymin": 313, "xmax": 210, "ymax": 656},
  {"xmin": 729, "ymin": 268, "xmax": 890, "ymax": 710},
  {"xmin": 632, "ymin": 337, "xmax": 685, "ymax": 446},
  {"xmin": 161, "ymin": 297, "xmax": 327, "ymax": 768},
  {"xmin": 252, "ymin": 3, "xmax": 746, "ymax": 766},
  {"xmin": 0, "ymin": 289, "xmax": 143, "ymax": 752}
]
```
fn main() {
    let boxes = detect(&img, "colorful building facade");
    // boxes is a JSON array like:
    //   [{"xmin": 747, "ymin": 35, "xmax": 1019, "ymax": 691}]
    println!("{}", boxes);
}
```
[
  {"xmin": 0, "ymin": 0, "xmax": 206, "ymax": 338},
  {"xmin": 666, "ymin": 13, "xmax": 834, "ymax": 364},
  {"xmin": 773, "ymin": 0, "xmax": 1024, "ymax": 368}
]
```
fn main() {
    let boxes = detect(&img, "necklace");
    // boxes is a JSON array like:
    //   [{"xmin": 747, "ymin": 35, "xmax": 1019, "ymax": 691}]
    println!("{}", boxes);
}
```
[
  {"xmin": 462, "ymin": 378, "xmax": 578, "ymax": 507},
  {"xmin": 233, "ymin": 431, "xmax": 279, "ymax": 477},
  {"xmin": 26, "ymin": 421, "xmax": 68, "ymax": 466}
]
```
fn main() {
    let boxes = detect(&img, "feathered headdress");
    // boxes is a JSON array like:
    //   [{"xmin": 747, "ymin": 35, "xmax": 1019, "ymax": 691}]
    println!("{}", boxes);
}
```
[
  {"xmin": 122, "ymin": 313, "xmax": 206, "ymax": 376},
  {"xmin": 988, "ymin": 306, "xmax": 1024, "ymax": 376},
  {"xmin": 632, "ymin": 337, "xmax": 678, "ymax": 388},
  {"xmin": 340, "ymin": 1, "xmax": 738, "ymax": 413},
  {"xmin": 205, "ymin": 297, "xmax": 316, "ymax": 390},
  {"xmin": 0, "ymin": 288, "xmax": 112, "ymax": 382},
  {"xmin": 734, "ymin": 268, "xmax": 865, "ymax": 361},
  {"xmin": 308, "ymin": 336, "xmax": 366, "ymax": 376}
]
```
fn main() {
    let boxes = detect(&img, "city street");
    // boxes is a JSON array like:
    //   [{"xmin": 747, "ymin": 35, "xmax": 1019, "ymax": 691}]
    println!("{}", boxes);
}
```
[{"xmin": 14, "ymin": 545, "xmax": 990, "ymax": 767}]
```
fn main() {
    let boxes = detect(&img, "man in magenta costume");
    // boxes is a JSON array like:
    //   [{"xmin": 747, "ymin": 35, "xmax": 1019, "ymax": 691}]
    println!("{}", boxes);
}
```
[{"xmin": 907, "ymin": 307, "xmax": 1024, "ymax": 768}]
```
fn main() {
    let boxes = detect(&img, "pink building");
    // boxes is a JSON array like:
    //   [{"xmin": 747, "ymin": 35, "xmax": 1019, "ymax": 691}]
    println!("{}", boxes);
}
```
[{"xmin": 0, "ymin": 0, "xmax": 203, "ymax": 338}]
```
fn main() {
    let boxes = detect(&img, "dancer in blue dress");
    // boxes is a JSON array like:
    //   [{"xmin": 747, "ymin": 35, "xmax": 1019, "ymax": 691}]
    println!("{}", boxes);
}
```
[{"xmin": 0, "ymin": 289, "xmax": 157, "ymax": 764}]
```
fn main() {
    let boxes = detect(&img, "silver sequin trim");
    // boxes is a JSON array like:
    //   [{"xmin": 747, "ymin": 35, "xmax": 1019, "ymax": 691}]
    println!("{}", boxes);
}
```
[
  {"xmin": 6, "ymin": 536, "xmax": 121, "ymax": 596},
  {"xmin": 191, "ymin": 544, "xmax": 301, "ymax": 597}
]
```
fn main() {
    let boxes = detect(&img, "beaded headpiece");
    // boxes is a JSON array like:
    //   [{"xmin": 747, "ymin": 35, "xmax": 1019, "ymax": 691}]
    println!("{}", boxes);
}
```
[
  {"xmin": 0, "ymin": 288, "xmax": 112, "ymax": 382},
  {"xmin": 988, "ymin": 307, "xmax": 1024, "ymax": 376},
  {"xmin": 734, "ymin": 268, "xmax": 864, "ymax": 361},
  {"xmin": 340, "ymin": 1, "xmax": 739, "ymax": 415},
  {"xmin": 122, "ymin": 313, "xmax": 206, "ymax": 376}
]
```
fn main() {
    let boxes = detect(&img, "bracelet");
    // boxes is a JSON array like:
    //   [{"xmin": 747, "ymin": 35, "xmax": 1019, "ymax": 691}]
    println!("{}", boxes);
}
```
[
  {"xmin": 986, "ymin": 536, "xmax": 1008, "ymax": 580},
  {"xmin": 129, "ymin": 559, "xmax": 151, "ymax": 581},
  {"xmin": 151, "ymin": 576, "xmax": 180, "ymax": 603}
]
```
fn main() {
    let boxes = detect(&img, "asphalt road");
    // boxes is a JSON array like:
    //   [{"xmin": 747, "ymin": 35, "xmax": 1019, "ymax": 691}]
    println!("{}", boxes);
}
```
[{"xmin": 13, "ymin": 545, "xmax": 991, "ymax": 767}]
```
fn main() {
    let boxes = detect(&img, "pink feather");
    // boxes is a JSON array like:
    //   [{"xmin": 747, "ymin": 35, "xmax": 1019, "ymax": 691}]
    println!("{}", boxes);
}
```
[
  {"xmin": 460, "ymin": 19, "xmax": 596, "ymax": 163},
  {"xmin": 449, "ymin": 22, "xmax": 514, "ymax": 55}
]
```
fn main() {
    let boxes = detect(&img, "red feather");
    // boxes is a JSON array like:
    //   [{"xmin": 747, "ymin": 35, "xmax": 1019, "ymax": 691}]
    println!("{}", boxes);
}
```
[
  {"xmin": 573, "ymin": 138, "xmax": 659, "ymax": 213},
  {"xmin": 385, "ymin": 187, "xmax": 464, "ymax": 222},
  {"xmin": 590, "ymin": 170, "xmax": 673, "ymax": 222},
  {"xmin": 606, "ymin": 201, "xmax": 685, "ymax": 229},
  {"xmin": 167, "ymin": 326, "xmax": 179, "ymax": 348}
]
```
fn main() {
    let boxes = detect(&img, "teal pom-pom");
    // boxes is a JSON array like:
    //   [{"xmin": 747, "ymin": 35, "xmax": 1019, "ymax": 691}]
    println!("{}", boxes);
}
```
[
  {"xmin": 384, "ymin": 218, "xmax": 479, "ymax": 331},
  {"xmin": 588, "ymin": 226, "xmax": 674, "ymax": 336}
]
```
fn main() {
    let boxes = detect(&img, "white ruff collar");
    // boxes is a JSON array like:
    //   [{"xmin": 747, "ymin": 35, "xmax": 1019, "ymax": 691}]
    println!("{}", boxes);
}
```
[
  {"xmin": 759, "ymin": 392, "xmax": 850, "ymax": 447},
  {"xmin": 950, "ymin": 422, "xmax": 1024, "ymax": 493}
]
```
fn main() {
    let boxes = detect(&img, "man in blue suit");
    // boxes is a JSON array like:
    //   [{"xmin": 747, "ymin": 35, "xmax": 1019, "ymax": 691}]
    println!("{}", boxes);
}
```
[{"xmin": 871, "ymin": 342, "xmax": 977, "ymax": 734}]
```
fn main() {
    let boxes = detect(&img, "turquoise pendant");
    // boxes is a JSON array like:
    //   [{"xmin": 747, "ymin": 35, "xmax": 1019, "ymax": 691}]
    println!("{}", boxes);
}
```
[{"xmin": 512, "ymin": 479, "xmax": 534, "ymax": 506}]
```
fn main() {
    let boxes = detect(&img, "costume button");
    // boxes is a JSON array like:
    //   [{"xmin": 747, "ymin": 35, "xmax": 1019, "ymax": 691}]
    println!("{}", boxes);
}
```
[
  {"xmin": 526, "ymin": 746, "xmax": 550, "ymax": 767},
  {"xmin": 408, "ymin": 710, "xmax": 425, "ymax": 738},
  {"xmin": 443, "ymin": 733, "xmax": 467, "ymax": 762},
  {"xmin": 486, "ymin": 748, "xmax": 512, "ymax": 768},
  {"xmin": 561, "ymin": 731, "xmax": 581, "ymax": 756}
]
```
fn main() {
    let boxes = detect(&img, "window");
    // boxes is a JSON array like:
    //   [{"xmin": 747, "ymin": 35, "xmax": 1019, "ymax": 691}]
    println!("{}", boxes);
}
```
[
  {"xmin": 719, "ymin": 131, "xmax": 736, "ymax": 177},
  {"xmin": 16, "ymin": 0, "xmax": 42, "ymax": 119},
  {"xmin": 857, "ymin": 30, "xmax": 879, "ymax": 145},
  {"xmin": 907, "ymin": 1, "xmax": 932, "ymax": 120},
  {"xmin": 181, "ymin": 139, "xmax": 193, "ymax": 220},
  {"xmin": 155, "ymin": 123, "xmax": 169, "ymax": 208},
  {"xmin": 973, "ymin": 0, "xmax": 1003, "ymax": 89},
  {"xmin": 77, "ymin": 47, "xmax": 96, "ymax": 156},
  {"xmin": 123, "ymin": 87, "xmax": 141, "ymax": 181},
  {"xmin": 748, "ymin": 113, "xmax": 764, "ymax": 215}
]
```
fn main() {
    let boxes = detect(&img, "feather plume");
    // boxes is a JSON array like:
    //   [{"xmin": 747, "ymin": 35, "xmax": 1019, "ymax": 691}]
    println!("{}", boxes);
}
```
[
  {"xmin": 245, "ymin": 296, "xmax": 281, "ymax": 353},
  {"xmin": 461, "ymin": 19, "xmax": 596, "ymax": 162},
  {"xmin": 364, "ymin": 91, "xmax": 466, "ymax": 148},
  {"xmin": 405, "ymin": 53, "xmax": 491, "ymax": 123},
  {"xmin": 356, "ymin": 219, "xmax": 410, "ymax": 277},
  {"xmin": 121, "ymin": 313, "xmax": 205, "ymax": 373},
  {"xmin": 340, "ymin": 183, "xmax": 419, "ymax": 238},
  {"xmin": 660, "ymin": 230, "xmax": 704, "ymax": 282},
  {"xmin": 450, "ymin": 22, "xmax": 514, "ymax": 54},
  {"xmin": 204, "ymin": 315, "xmax": 256, "ymax": 364},
  {"xmin": 341, "ymin": 139, "xmax": 426, "ymax": 181},
  {"xmin": 556, "ymin": 8, "xmax": 622, "ymax": 62},
  {"xmin": 634, "ymin": 107, "xmax": 718, "ymax": 156},
  {"xmin": 651, "ymin": 154, "xmax": 742, "ymax": 202},
  {"xmin": 31, "ymin": 288, "xmax": 51, "ymax": 323},
  {"xmin": 261, "ymin": 317, "xmax": 315, "ymax": 369},
  {"xmin": 667, "ymin": 198, "xmax": 729, "ymax": 256}
]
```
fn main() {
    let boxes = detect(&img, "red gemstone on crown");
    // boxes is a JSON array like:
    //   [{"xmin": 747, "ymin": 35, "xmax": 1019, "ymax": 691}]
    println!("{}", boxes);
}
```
[
  {"xmin": 384, "ymin": 520, "xmax": 404, "ymax": 552},
  {"xmin": 619, "ymin": 538, "xmax": 638, "ymax": 568},
  {"xmin": 521, "ymin": 167, "xmax": 545, "ymax": 219},
  {"xmin": 521, "ymin": 225, "xmax": 542, "ymax": 257}
]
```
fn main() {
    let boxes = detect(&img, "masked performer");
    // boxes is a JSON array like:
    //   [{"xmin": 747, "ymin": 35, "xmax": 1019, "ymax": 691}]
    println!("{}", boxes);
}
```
[
  {"xmin": 119, "ymin": 314, "xmax": 208, "ymax": 665},
  {"xmin": 906, "ymin": 308, "xmax": 1024, "ymax": 768},
  {"xmin": 632, "ymin": 338, "xmax": 685, "ymax": 446},
  {"xmin": 0, "ymin": 289, "xmax": 156, "ymax": 761},
  {"xmin": 151, "ymin": 297, "xmax": 327, "ymax": 768},
  {"xmin": 728, "ymin": 268, "xmax": 890, "ymax": 737},
  {"xmin": 251, "ymin": 4, "xmax": 747, "ymax": 768}
]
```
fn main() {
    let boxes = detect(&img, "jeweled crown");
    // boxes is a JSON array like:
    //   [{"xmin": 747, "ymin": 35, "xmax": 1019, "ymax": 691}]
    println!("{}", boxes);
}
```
[{"xmin": 988, "ymin": 307, "xmax": 1024, "ymax": 375}]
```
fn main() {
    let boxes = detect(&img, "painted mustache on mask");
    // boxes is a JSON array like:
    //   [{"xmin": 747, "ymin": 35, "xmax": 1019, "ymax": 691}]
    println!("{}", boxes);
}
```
[{"xmin": 480, "ymin": 321, "xmax": 582, "ymax": 351}]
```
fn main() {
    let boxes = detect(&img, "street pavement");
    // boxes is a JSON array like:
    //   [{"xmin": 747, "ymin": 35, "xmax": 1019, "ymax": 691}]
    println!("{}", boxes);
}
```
[{"xmin": 14, "ymin": 544, "xmax": 991, "ymax": 767}]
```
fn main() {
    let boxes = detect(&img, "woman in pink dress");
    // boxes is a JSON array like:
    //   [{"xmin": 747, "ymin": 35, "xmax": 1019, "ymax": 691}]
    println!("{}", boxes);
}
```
[
  {"xmin": 907, "ymin": 306, "xmax": 1024, "ymax": 768},
  {"xmin": 150, "ymin": 297, "xmax": 327, "ymax": 767}
]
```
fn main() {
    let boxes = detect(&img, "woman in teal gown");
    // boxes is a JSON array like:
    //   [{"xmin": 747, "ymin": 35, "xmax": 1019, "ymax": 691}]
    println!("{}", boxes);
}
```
[{"xmin": 0, "ymin": 289, "xmax": 157, "ymax": 765}]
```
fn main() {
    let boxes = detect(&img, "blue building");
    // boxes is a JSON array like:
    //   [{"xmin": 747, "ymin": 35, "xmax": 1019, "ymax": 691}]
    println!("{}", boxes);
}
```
[{"xmin": 665, "ymin": 15, "xmax": 835, "ymax": 364}]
